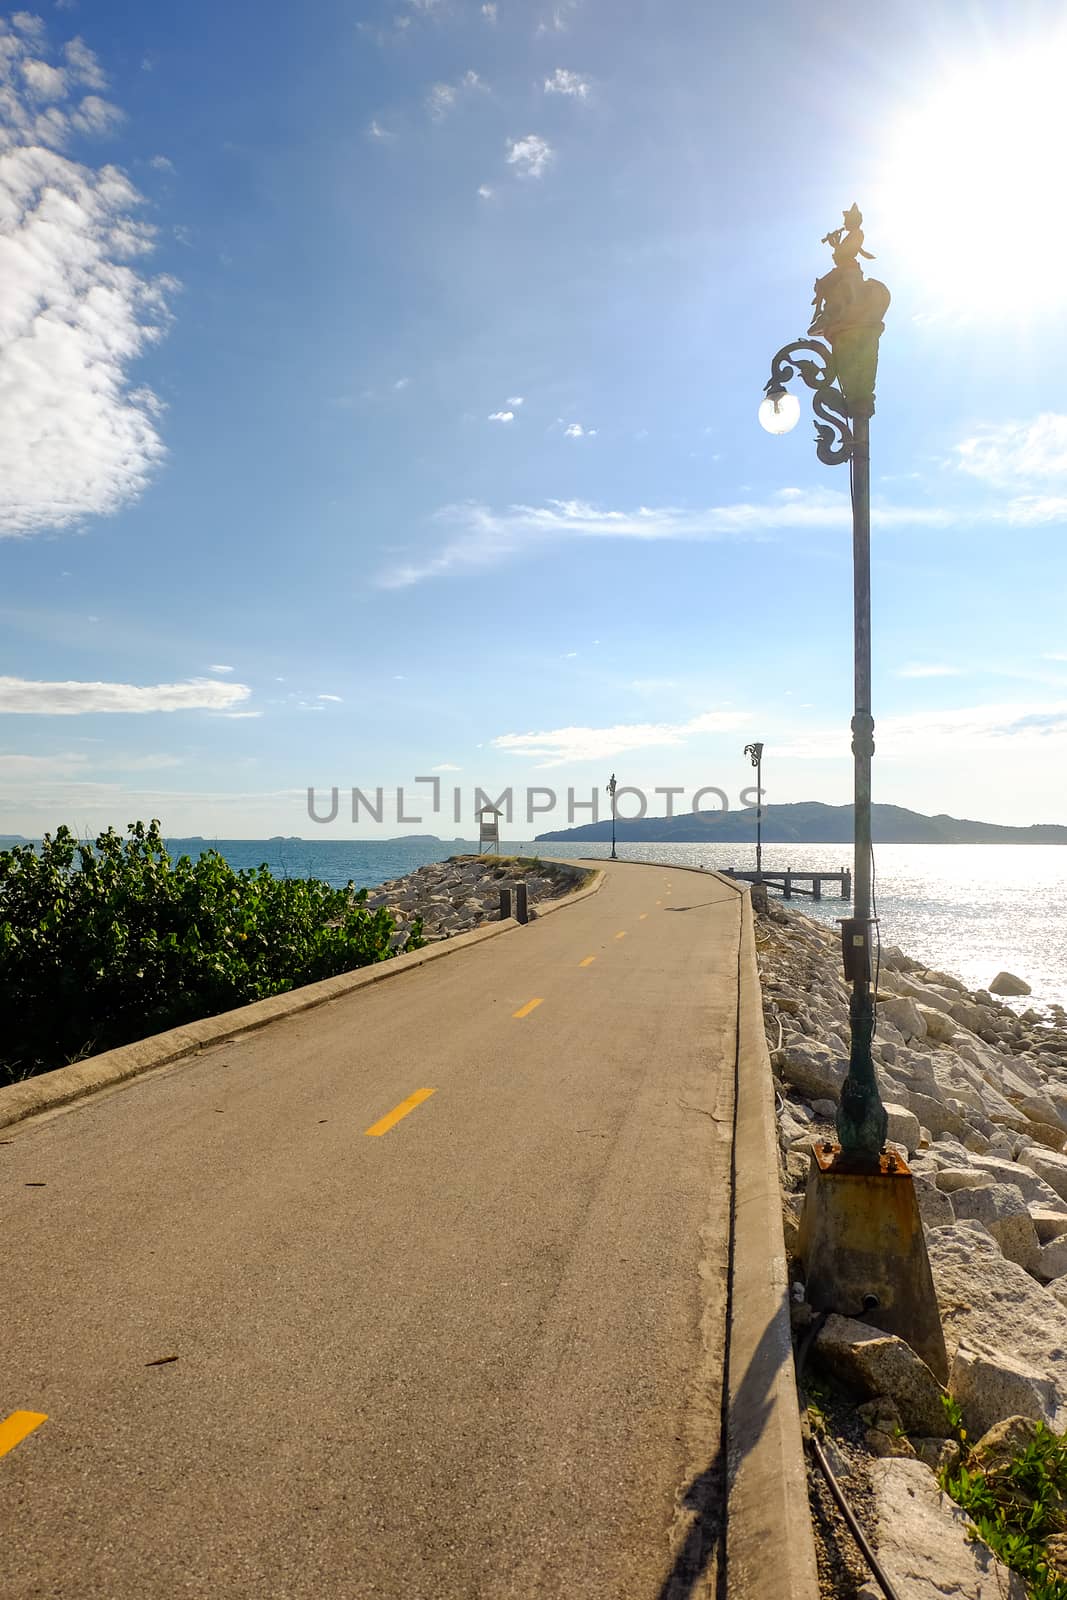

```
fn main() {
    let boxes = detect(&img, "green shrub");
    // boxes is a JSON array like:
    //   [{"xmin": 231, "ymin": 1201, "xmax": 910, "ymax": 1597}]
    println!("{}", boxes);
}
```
[
  {"xmin": 939, "ymin": 1420, "xmax": 1067, "ymax": 1598},
  {"xmin": 0, "ymin": 820, "xmax": 423, "ymax": 1083}
]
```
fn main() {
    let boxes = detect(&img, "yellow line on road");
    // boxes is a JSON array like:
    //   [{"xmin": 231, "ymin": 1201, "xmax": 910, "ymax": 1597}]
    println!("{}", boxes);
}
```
[
  {"xmin": 615, "ymin": 931, "xmax": 627, "ymax": 940},
  {"xmin": 364, "ymin": 1088, "xmax": 436, "ymax": 1137},
  {"xmin": 579, "ymin": 956, "xmax": 596, "ymax": 967},
  {"xmin": 639, "ymin": 913, "xmax": 648, "ymax": 920},
  {"xmin": 0, "ymin": 1411, "xmax": 47, "ymax": 1459},
  {"xmin": 513, "ymin": 997, "xmax": 544, "ymax": 1018}
]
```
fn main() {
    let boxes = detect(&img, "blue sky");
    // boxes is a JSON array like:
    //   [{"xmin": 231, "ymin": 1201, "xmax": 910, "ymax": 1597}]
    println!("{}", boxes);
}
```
[{"xmin": 2, "ymin": 0, "xmax": 1067, "ymax": 836}]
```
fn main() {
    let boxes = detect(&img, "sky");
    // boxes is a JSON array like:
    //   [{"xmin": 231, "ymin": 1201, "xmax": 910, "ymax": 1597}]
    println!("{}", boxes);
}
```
[{"xmin": 2, "ymin": 0, "xmax": 1067, "ymax": 838}]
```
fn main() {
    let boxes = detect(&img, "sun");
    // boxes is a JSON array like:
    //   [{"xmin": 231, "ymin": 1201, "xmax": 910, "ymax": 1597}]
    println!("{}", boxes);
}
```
[{"xmin": 875, "ymin": 29, "xmax": 1067, "ymax": 320}]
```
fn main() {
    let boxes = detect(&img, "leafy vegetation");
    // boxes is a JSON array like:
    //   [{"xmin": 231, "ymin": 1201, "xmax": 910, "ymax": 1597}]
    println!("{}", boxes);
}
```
[
  {"xmin": 938, "ymin": 1412, "xmax": 1067, "ymax": 1599},
  {"xmin": 0, "ymin": 820, "xmax": 424, "ymax": 1084}
]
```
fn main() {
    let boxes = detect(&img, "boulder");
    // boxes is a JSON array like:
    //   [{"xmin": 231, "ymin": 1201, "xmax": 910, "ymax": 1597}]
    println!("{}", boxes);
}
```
[
  {"xmin": 927, "ymin": 1222, "xmax": 1067, "ymax": 1427},
  {"xmin": 950, "ymin": 1344, "xmax": 1058, "ymax": 1438},
  {"xmin": 879, "ymin": 996, "xmax": 927, "ymax": 1043},
  {"xmin": 856, "ymin": 1459, "xmax": 1026, "ymax": 1600},
  {"xmin": 966, "ymin": 1155, "xmax": 1066, "ymax": 1207},
  {"xmin": 949, "ymin": 998, "xmax": 991, "ymax": 1035},
  {"xmin": 810, "ymin": 1097, "xmax": 837, "ymax": 1119},
  {"xmin": 913, "ymin": 1435, "xmax": 961, "ymax": 1473},
  {"xmin": 990, "ymin": 971, "xmax": 1032, "ymax": 997},
  {"xmin": 1018, "ymin": 1145, "xmax": 1067, "ymax": 1202},
  {"xmin": 904, "ymin": 1089, "xmax": 970, "ymax": 1140},
  {"xmin": 970, "ymin": 1414, "xmax": 1041, "ymax": 1472},
  {"xmin": 776, "ymin": 1039, "xmax": 846, "ymax": 1103},
  {"xmin": 884, "ymin": 1101, "xmax": 922, "ymax": 1155},
  {"xmin": 918, "ymin": 1005, "xmax": 961, "ymax": 1046},
  {"xmin": 1029, "ymin": 1207, "xmax": 1067, "ymax": 1244},
  {"xmin": 934, "ymin": 1168, "xmax": 993, "ymax": 1194},
  {"xmin": 948, "ymin": 1183, "xmax": 1040, "ymax": 1272},
  {"xmin": 1035, "ymin": 1237, "xmax": 1067, "ymax": 1282},
  {"xmin": 813, "ymin": 1314, "xmax": 950, "ymax": 1436},
  {"xmin": 914, "ymin": 1176, "xmax": 956, "ymax": 1231}
]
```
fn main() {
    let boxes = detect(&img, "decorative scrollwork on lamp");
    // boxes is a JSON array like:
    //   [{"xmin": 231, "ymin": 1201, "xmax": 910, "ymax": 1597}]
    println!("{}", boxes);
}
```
[{"xmin": 763, "ymin": 338, "xmax": 854, "ymax": 467}]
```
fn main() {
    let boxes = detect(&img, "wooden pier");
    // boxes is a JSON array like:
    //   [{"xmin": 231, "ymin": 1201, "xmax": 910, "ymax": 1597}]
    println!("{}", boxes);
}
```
[{"xmin": 722, "ymin": 867, "xmax": 852, "ymax": 901}]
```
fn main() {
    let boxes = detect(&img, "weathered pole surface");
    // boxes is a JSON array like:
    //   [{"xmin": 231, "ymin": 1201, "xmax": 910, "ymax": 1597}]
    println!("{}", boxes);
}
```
[{"xmin": 836, "ymin": 406, "xmax": 888, "ymax": 1161}]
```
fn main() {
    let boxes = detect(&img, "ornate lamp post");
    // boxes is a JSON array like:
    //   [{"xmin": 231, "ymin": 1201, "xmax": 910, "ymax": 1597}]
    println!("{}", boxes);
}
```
[
  {"xmin": 743, "ymin": 742, "xmax": 764, "ymax": 879},
  {"xmin": 606, "ymin": 773, "xmax": 618, "ymax": 860},
  {"xmin": 760, "ymin": 204, "xmax": 890, "ymax": 1170}
]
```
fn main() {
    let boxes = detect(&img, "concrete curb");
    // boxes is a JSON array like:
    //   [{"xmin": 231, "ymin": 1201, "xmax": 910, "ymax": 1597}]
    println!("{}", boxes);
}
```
[
  {"xmin": 0, "ymin": 865, "xmax": 604, "ymax": 1133},
  {"xmin": 724, "ymin": 887, "xmax": 818, "ymax": 1598}
]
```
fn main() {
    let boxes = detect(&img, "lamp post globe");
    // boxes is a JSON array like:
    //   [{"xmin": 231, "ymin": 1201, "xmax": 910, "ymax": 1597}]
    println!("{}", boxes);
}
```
[{"xmin": 758, "ymin": 389, "xmax": 801, "ymax": 435}]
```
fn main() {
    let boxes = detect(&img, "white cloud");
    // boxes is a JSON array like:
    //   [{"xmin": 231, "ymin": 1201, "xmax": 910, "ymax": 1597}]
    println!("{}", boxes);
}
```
[
  {"xmin": 427, "ymin": 82, "xmax": 457, "ymax": 118},
  {"xmin": 956, "ymin": 413, "xmax": 1067, "ymax": 487},
  {"xmin": 1044, "ymin": 653, "xmax": 1067, "ymax": 663},
  {"xmin": 208, "ymin": 664, "xmax": 234, "ymax": 674},
  {"xmin": 428, "ymin": 70, "xmax": 484, "ymax": 120},
  {"xmin": 493, "ymin": 709, "xmax": 748, "ymax": 768},
  {"xmin": 0, "ymin": 21, "xmax": 174, "ymax": 537},
  {"xmin": 536, "ymin": 3, "xmax": 579, "ymax": 34},
  {"xmin": 371, "ymin": 488, "xmax": 977, "ymax": 589},
  {"xmin": 544, "ymin": 67, "xmax": 589, "ymax": 98},
  {"xmin": 149, "ymin": 153, "xmax": 174, "ymax": 172},
  {"xmin": 776, "ymin": 701, "xmax": 1067, "ymax": 762},
  {"xmin": 477, "ymin": 184, "xmax": 493, "ymax": 198},
  {"xmin": 507, "ymin": 134, "xmax": 552, "ymax": 178},
  {"xmin": 394, "ymin": 376, "xmax": 410, "ymax": 390},
  {"xmin": 21, "ymin": 58, "xmax": 67, "ymax": 99},
  {"xmin": 895, "ymin": 663, "xmax": 964, "ymax": 679},
  {"xmin": 367, "ymin": 118, "xmax": 394, "ymax": 141},
  {"xmin": 0, "ymin": 676, "xmax": 252, "ymax": 714},
  {"xmin": 317, "ymin": 693, "xmax": 343, "ymax": 702},
  {"xmin": 564, "ymin": 421, "xmax": 596, "ymax": 438},
  {"xmin": 482, "ymin": 2, "xmax": 497, "ymax": 17},
  {"xmin": 488, "ymin": 410, "xmax": 514, "ymax": 423},
  {"xmin": 432, "ymin": 762, "xmax": 462, "ymax": 771},
  {"xmin": 507, "ymin": 395, "xmax": 525, "ymax": 406},
  {"xmin": 63, "ymin": 35, "xmax": 106, "ymax": 89}
]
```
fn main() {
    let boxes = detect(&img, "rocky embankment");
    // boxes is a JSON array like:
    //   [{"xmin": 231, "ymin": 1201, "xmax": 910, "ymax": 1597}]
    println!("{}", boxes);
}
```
[
  {"xmin": 760, "ymin": 898, "xmax": 1067, "ymax": 1596},
  {"xmin": 362, "ymin": 854, "xmax": 588, "ymax": 945}
]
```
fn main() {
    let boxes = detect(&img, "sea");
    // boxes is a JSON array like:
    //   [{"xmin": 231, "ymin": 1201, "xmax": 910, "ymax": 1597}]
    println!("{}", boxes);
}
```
[{"xmin": 163, "ymin": 836, "xmax": 1067, "ymax": 1012}]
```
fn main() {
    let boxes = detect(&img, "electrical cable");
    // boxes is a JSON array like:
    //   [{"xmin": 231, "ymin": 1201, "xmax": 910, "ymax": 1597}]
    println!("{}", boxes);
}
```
[{"xmin": 795, "ymin": 1311, "xmax": 901, "ymax": 1600}]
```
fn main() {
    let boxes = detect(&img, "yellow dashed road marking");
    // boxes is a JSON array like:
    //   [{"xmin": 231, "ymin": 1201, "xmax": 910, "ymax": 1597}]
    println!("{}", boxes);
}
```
[
  {"xmin": 0, "ymin": 1412, "xmax": 47, "ymax": 1460},
  {"xmin": 364, "ymin": 1088, "xmax": 436, "ymax": 1137},
  {"xmin": 513, "ymin": 998, "xmax": 544, "ymax": 1019},
  {"xmin": 639, "ymin": 913, "xmax": 648, "ymax": 920},
  {"xmin": 615, "ymin": 931, "xmax": 627, "ymax": 940},
  {"xmin": 579, "ymin": 956, "xmax": 596, "ymax": 967}
]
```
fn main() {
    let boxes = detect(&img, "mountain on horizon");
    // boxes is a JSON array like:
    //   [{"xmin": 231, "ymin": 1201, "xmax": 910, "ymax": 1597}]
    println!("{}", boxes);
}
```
[{"xmin": 535, "ymin": 801, "xmax": 1067, "ymax": 846}]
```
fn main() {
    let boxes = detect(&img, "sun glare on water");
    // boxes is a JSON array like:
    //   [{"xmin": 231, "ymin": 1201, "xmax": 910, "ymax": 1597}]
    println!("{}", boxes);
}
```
[{"xmin": 876, "ymin": 31, "xmax": 1067, "ymax": 320}]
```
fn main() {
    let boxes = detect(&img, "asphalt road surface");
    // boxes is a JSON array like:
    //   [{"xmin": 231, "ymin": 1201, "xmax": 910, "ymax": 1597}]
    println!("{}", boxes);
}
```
[{"xmin": 2, "ymin": 862, "xmax": 743, "ymax": 1599}]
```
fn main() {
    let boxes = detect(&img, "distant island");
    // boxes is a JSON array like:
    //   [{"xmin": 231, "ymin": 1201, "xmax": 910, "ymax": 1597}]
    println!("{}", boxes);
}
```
[{"xmin": 536, "ymin": 802, "xmax": 1067, "ymax": 846}]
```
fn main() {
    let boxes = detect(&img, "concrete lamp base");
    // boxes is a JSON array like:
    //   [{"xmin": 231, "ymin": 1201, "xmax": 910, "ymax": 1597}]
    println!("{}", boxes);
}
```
[{"xmin": 797, "ymin": 1141, "xmax": 948, "ymax": 1384}]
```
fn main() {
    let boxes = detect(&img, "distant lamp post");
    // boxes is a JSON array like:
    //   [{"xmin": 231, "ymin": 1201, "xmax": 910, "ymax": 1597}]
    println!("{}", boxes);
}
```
[
  {"xmin": 744, "ymin": 742, "xmax": 764, "ymax": 879},
  {"xmin": 760, "ymin": 203, "xmax": 891, "ymax": 1169},
  {"xmin": 606, "ymin": 773, "xmax": 618, "ymax": 860}
]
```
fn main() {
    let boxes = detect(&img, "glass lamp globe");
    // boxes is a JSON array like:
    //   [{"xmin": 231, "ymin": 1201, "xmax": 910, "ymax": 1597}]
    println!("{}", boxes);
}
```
[{"xmin": 758, "ymin": 389, "xmax": 801, "ymax": 436}]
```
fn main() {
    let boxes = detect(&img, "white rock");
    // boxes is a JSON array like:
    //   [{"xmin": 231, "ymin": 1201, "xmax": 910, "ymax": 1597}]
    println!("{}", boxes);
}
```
[
  {"xmin": 884, "ymin": 1101, "xmax": 922, "ymax": 1155},
  {"xmin": 1035, "ymin": 1237, "xmax": 1067, "ymax": 1282},
  {"xmin": 814, "ymin": 1315, "xmax": 949, "ymax": 1435},
  {"xmin": 966, "ymin": 1155, "xmax": 1066, "ymax": 1208},
  {"xmin": 934, "ymin": 1168, "xmax": 993, "ymax": 1194},
  {"xmin": 951, "ymin": 1343, "xmax": 1058, "ymax": 1438},
  {"xmin": 927, "ymin": 1221, "xmax": 1067, "ymax": 1428},
  {"xmin": 880, "ymin": 996, "xmax": 928, "ymax": 1042},
  {"xmin": 948, "ymin": 1183, "xmax": 1039, "ymax": 1272},
  {"xmin": 776, "ymin": 1039, "xmax": 846, "ymax": 1103},
  {"xmin": 1018, "ymin": 1145, "xmax": 1067, "ymax": 1202},
  {"xmin": 1046, "ymin": 1277, "xmax": 1067, "ymax": 1311},
  {"xmin": 1029, "ymin": 1207, "xmax": 1067, "ymax": 1244},
  {"xmin": 856, "ymin": 1458, "xmax": 1025, "ymax": 1600},
  {"xmin": 914, "ymin": 1176, "xmax": 956, "ymax": 1231}
]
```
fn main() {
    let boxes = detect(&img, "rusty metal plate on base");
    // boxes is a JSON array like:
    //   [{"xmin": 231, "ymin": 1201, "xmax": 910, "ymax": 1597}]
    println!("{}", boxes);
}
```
[{"xmin": 810, "ymin": 1139, "xmax": 911, "ymax": 1178}]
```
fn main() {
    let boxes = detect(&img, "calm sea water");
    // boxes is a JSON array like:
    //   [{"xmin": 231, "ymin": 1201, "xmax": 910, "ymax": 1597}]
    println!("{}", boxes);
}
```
[{"xmin": 164, "ymin": 837, "xmax": 1067, "ymax": 1011}]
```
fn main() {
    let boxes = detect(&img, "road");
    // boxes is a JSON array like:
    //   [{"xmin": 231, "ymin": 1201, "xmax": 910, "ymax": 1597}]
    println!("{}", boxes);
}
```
[{"xmin": 2, "ymin": 861, "xmax": 744, "ymax": 1599}]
